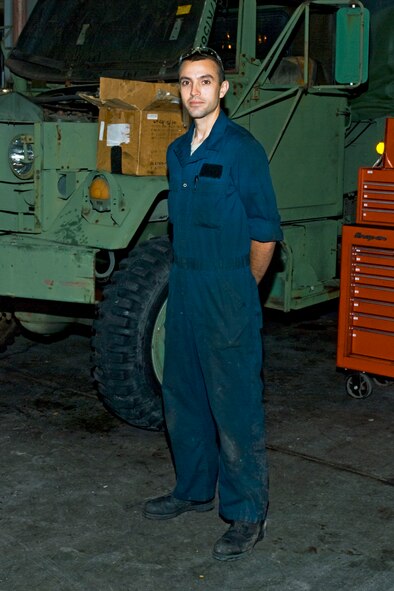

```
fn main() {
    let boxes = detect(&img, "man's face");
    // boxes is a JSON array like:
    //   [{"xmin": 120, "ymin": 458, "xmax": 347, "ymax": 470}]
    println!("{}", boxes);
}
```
[{"xmin": 179, "ymin": 58, "xmax": 229, "ymax": 121}]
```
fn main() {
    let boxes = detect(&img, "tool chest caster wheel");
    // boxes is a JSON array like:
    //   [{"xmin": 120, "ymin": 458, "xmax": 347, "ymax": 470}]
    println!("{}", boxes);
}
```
[
  {"xmin": 372, "ymin": 376, "xmax": 393, "ymax": 387},
  {"xmin": 345, "ymin": 373, "xmax": 373, "ymax": 399}
]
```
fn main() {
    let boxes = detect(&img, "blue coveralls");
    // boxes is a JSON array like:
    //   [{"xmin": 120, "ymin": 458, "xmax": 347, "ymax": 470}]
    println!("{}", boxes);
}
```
[{"xmin": 162, "ymin": 111, "xmax": 283, "ymax": 523}]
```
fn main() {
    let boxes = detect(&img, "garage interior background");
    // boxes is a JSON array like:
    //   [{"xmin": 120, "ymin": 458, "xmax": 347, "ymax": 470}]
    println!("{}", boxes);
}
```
[{"xmin": 1, "ymin": 0, "xmax": 38, "ymax": 87}]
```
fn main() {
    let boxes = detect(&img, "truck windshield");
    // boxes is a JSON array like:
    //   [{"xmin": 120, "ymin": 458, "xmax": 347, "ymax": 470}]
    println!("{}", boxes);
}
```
[
  {"xmin": 6, "ymin": 0, "xmax": 207, "ymax": 83},
  {"xmin": 208, "ymin": 2, "xmax": 289, "ymax": 71}
]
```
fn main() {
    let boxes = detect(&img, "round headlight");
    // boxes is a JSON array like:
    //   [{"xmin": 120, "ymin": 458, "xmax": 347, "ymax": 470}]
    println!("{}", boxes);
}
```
[{"xmin": 8, "ymin": 135, "xmax": 35, "ymax": 180}]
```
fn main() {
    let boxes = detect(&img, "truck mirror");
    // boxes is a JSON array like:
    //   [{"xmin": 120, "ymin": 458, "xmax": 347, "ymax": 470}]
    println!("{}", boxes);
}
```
[{"xmin": 335, "ymin": 5, "xmax": 369, "ymax": 85}]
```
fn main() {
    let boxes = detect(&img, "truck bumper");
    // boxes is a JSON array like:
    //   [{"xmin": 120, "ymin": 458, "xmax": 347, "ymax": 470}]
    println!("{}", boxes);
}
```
[{"xmin": 0, "ymin": 235, "xmax": 96, "ymax": 304}]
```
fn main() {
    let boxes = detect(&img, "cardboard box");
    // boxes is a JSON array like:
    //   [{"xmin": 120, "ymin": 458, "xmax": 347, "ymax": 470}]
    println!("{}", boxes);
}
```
[{"xmin": 83, "ymin": 78, "xmax": 187, "ymax": 176}]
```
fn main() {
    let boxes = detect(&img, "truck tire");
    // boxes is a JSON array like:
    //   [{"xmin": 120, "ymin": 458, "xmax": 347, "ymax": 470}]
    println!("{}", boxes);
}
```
[
  {"xmin": 92, "ymin": 237, "xmax": 171, "ymax": 430},
  {"xmin": 0, "ymin": 312, "xmax": 18, "ymax": 352}
]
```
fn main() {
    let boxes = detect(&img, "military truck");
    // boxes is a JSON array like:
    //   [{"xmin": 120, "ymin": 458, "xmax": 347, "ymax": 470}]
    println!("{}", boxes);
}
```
[{"xmin": 0, "ymin": 0, "xmax": 392, "ymax": 429}]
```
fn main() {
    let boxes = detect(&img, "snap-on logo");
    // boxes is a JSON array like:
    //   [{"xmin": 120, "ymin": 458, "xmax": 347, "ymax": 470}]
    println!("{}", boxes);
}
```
[{"xmin": 354, "ymin": 232, "xmax": 387, "ymax": 242}]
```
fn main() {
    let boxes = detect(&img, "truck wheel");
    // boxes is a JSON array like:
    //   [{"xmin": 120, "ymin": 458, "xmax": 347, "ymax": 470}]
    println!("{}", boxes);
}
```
[
  {"xmin": 0, "ymin": 312, "xmax": 18, "ymax": 352},
  {"xmin": 92, "ymin": 237, "xmax": 171, "ymax": 430}
]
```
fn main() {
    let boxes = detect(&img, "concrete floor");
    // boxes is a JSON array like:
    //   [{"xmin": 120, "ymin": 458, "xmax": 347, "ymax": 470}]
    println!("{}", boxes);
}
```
[{"xmin": 0, "ymin": 303, "xmax": 393, "ymax": 591}]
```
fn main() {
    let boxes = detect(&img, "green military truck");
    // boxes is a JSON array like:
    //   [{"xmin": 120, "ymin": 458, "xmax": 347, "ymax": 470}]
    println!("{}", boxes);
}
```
[{"xmin": 0, "ymin": 0, "xmax": 392, "ymax": 429}]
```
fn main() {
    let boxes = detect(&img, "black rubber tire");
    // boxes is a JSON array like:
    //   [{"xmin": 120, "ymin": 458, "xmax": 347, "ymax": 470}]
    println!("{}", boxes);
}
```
[
  {"xmin": 0, "ymin": 312, "xmax": 18, "ymax": 352},
  {"xmin": 345, "ymin": 372, "xmax": 373, "ymax": 399},
  {"xmin": 92, "ymin": 237, "xmax": 171, "ymax": 430}
]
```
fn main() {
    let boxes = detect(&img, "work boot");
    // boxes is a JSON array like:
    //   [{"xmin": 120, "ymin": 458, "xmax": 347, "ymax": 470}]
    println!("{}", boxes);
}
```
[
  {"xmin": 212, "ymin": 520, "xmax": 266, "ymax": 561},
  {"xmin": 143, "ymin": 493, "xmax": 214, "ymax": 520}
]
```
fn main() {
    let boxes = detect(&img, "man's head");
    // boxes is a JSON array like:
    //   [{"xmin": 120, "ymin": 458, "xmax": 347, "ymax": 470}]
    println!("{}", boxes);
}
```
[
  {"xmin": 179, "ymin": 47, "xmax": 225, "ymax": 84},
  {"xmin": 178, "ymin": 47, "xmax": 229, "ymax": 122}
]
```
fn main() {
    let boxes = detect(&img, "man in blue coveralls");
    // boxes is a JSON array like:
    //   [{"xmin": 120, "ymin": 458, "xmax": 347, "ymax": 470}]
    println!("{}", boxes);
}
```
[{"xmin": 143, "ymin": 47, "xmax": 283, "ymax": 561}]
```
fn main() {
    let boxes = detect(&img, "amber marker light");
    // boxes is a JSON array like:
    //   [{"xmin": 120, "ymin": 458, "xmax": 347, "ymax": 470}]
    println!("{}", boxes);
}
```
[
  {"xmin": 89, "ymin": 176, "xmax": 110, "ymax": 200},
  {"xmin": 376, "ymin": 141, "xmax": 385, "ymax": 155}
]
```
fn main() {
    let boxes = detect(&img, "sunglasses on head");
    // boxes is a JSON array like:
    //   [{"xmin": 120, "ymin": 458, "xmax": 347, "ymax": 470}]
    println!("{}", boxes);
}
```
[{"xmin": 179, "ymin": 46, "xmax": 224, "ymax": 69}]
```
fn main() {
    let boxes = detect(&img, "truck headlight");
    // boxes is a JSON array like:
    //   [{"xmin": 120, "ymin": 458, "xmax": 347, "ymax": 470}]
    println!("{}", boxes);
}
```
[{"xmin": 8, "ymin": 135, "xmax": 35, "ymax": 180}]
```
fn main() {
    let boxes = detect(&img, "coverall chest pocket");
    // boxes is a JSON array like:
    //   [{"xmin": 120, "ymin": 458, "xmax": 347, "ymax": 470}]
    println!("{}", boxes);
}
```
[{"xmin": 193, "ymin": 176, "xmax": 227, "ymax": 229}]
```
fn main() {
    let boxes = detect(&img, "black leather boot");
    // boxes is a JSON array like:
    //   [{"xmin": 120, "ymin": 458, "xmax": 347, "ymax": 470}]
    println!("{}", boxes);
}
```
[
  {"xmin": 143, "ymin": 494, "xmax": 214, "ymax": 520},
  {"xmin": 212, "ymin": 520, "xmax": 266, "ymax": 561}
]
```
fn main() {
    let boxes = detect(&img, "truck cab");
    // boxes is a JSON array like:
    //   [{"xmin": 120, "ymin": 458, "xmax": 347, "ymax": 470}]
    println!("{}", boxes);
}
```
[{"xmin": 1, "ymin": 0, "xmax": 388, "ymax": 428}]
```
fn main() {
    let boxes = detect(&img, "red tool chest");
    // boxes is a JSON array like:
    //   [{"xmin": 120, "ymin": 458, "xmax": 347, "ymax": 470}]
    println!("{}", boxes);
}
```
[
  {"xmin": 357, "ymin": 167, "xmax": 394, "ymax": 227},
  {"xmin": 337, "ymin": 226, "xmax": 394, "ymax": 398},
  {"xmin": 337, "ymin": 118, "xmax": 394, "ymax": 396},
  {"xmin": 337, "ymin": 225, "xmax": 394, "ymax": 380}
]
